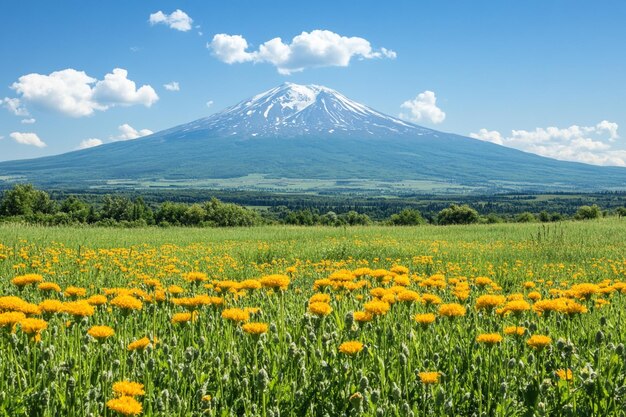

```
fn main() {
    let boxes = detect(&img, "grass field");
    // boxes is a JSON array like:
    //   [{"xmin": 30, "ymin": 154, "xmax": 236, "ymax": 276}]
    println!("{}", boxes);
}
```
[{"xmin": 1, "ymin": 220, "xmax": 626, "ymax": 416}]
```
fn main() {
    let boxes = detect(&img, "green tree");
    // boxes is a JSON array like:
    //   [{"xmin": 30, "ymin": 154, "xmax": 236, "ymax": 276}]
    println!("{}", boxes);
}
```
[
  {"xmin": 437, "ymin": 204, "xmax": 480, "ymax": 225},
  {"xmin": 0, "ymin": 184, "xmax": 56, "ymax": 216},
  {"xmin": 389, "ymin": 209, "xmax": 426, "ymax": 226},
  {"xmin": 574, "ymin": 204, "xmax": 601, "ymax": 220}
]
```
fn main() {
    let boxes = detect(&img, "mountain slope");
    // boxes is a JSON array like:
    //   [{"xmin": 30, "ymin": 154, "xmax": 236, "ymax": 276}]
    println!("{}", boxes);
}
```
[{"xmin": 1, "ymin": 83, "xmax": 625, "ymax": 192}]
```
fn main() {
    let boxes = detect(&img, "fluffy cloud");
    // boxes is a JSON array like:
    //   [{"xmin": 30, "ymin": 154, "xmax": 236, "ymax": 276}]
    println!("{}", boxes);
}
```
[
  {"xmin": 10, "ymin": 68, "xmax": 158, "ymax": 117},
  {"xmin": 115, "ymin": 123, "xmax": 153, "ymax": 141},
  {"xmin": 78, "ymin": 138, "xmax": 103, "ymax": 149},
  {"xmin": 399, "ymin": 91, "xmax": 446, "ymax": 124},
  {"xmin": 206, "ymin": 100, "xmax": 214, "ymax": 108},
  {"xmin": 21, "ymin": 118, "xmax": 36, "ymax": 124},
  {"xmin": 470, "ymin": 121, "xmax": 626, "ymax": 166},
  {"xmin": 9, "ymin": 132, "xmax": 46, "ymax": 148},
  {"xmin": 149, "ymin": 10, "xmax": 193, "ymax": 32},
  {"xmin": 1, "ymin": 97, "xmax": 29, "ymax": 116},
  {"xmin": 163, "ymin": 81, "xmax": 180, "ymax": 91},
  {"xmin": 207, "ymin": 30, "xmax": 396, "ymax": 74}
]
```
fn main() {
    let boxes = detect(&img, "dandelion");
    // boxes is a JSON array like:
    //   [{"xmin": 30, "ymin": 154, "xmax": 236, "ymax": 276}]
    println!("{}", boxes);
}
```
[
  {"xmin": 364, "ymin": 300, "xmax": 390, "ymax": 315},
  {"xmin": 242, "ymin": 322, "xmax": 269, "ymax": 335},
  {"xmin": 339, "ymin": 341, "xmax": 364, "ymax": 355},
  {"xmin": 475, "ymin": 295, "xmax": 505, "ymax": 310},
  {"xmin": 127, "ymin": 337, "xmax": 151, "ymax": 351},
  {"xmin": 260, "ymin": 274, "xmax": 290, "ymax": 290},
  {"xmin": 64, "ymin": 286, "xmax": 87, "ymax": 298},
  {"xmin": 172, "ymin": 312, "xmax": 198, "ymax": 324},
  {"xmin": 414, "ymin": 313, "xmax": 436, "ymax": 326},
  {"xmin": 309, "ymin": 293, "xmax": 331, "ymax": 304},
  {"xmin": 106, "ymin": 396, "xmax": 143, "ymax": 416},
  {"xmin": 0, "ymin": 311, "xmax": 26, "ymax": 327},
  {"xmin": 182, "ymin": 271, "xmax": 208, "ymax": 283},
  {"xmin": 12, "ymin": 274, "xmax": 43, "ymax": 287},
  {"xmin": 87, "ymin": 325, "xmax": 115, "ymax": 340},
  {"xmin": 353, "ymin": 311, "xmax": 373, "ymax": 322},
  {"xmin": 397, "ymin": 290, "xmax": 420, "ymax": 302},
  {"xmin": 503, "ymin": 300, "xmax": 531, "ymax": 315},
  {"xmin": 419, "ymin": 371, "xmax": 440, "ymax": 384},
  {"xmin": 438, "ymin": 303, "xmax": 466, "ymax": 318},
  {"xmin": 308, "ymin": 302, "xmax": 333, "ymax": 316},
  {"xmin": 476, "ymin": 333, "xmax": 503, "ymax": 346},
  {"xmin": 527, "ymin": 334, "xmax": 552, "ymax": 350},
  {"xmin": 38, "ymin": 282, "xmax": 61, "ymax": 292},
  {"xmin": 556, "ymin": 368, "xmax": 573, "ymax": 381},
  {"xmin": 113, "ymin": 381, "xmax": 145, "ymax": 397},
  {"xmin": 110, "ymin": 295, "xmax": 143, "ymax": 312},
  {"xmin": 86, "ymin": 295, "xmax": 108, "ymax": 306},
  {"xmin": 421, "ymin": 293, "xmax": 442, "ymax": 305},
  {"xmin": 221, "ymin": 308, "xmax": 250, "ymax": 322},
  {"xmin": 504, "ymin": 326, "xmax": 526, "ymax": 336},
  {"xmin": 39, "ymin": 299, "xmax": 64, "ymax": 314},
  {"xmin": 62, "ymin": 300, "xmax": 95, "ymax": 317},
  {"xmin": 19, "ymin": 318, "xmax": 48, "ymax": 335}
]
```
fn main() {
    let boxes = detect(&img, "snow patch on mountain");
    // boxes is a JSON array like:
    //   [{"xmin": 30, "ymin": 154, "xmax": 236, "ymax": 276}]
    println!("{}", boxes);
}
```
[{"xmin": 169, "ymin": 83, "xmax": 430, "ymax": 139}]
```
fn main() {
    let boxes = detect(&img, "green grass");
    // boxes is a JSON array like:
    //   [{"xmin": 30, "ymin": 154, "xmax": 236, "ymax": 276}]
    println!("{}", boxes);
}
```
[{"xmin": 1, "ymin": 219, "xmax": 625, "ymax": 416}]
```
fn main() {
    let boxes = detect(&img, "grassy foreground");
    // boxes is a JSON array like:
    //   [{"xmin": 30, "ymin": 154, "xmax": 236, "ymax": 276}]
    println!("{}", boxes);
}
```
[{"xmin": 1, "ymin": 220, "xmax": 626, "ymax": 416}]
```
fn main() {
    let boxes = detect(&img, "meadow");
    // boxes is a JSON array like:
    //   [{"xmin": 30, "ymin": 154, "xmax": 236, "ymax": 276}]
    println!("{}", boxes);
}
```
[{"xmin": 1, "ymin": 220, "xmax": 625, "ymax": 416}]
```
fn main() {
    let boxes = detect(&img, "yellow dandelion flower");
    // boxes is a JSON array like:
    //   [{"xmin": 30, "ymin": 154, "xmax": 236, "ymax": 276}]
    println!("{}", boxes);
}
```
[
  {"xmin": 87, "ymin": 325, "xmax": 115, "ymax": 340},
  {"xmin": 397, "ymin": 290, "xmax": 420, "ymax": 303},
  {"xmin": 308, "ymin": 302, "xmax": 333, "ymax": 316},
  {"xmin": 363, "ymin": 300, "xmax": 390, "ymax": 315},
  {"xmin": 39, "ymin": 299, "xmax": 64, "ymax": 314},
  {"xmin": 504, "ymin": 326, "xmax": 526, "ymax": 336},
  {"xmin": 260, "ymin": 274, "xmax": 290, "ymax": 290},
  {"xmin": 182, "ymin": 271, "xmax": 208, "ymax": 283},
  {"xmin": 475, "ymin": 295, "xmax": 506, "ymax": 310},
  {"xmin": 527, "ymin": 334, "xmax": 552, "ymax": 350},
  {"xmin": 353, "ymin": 311, "xmax": 373, "ymax": 322},
  {"xmin": 556, "ymin": 368, "xmax": 573, "ymax": 381},
  {"xmin": 221, "ymin": 308, "xmax": 249, "ymax": 322},
  {"xmin": 64, "ymin": 286, "xmax": 86, "ymax": 298},
  {"xmin": 106, "ymin": 396, "xmax": 143, "ymax": 416},
  {"xmin": 339, "ymin": 341, "xmax": 364, "ymax": 355},
  {"xmin": 171, "ymin": 311, "xmax": 198, "ymax": 324},
  {"xmin": 242, "ymin": 322, "xmax": 269, "ymax": 335},
  {"xmin": 438, "ymin": 303, "xmax": 466, "ymax": 318},
  {"xmin": 62, "ymin": 300, "xmax": 95, "ymax": 317},
  {"xmin": 113, "ymin": 381, "xmax": 145, "ymax": 397},
  {"xmin": 110, "ymin": 295, "xmax": 143, "ymax": 311},
  {"xmin": 127, "ymin": 337, "xmax": 151, "ymax": 351},
  {"xmin": 419, "ymin": 371, "xmax": 440, "ymax": 384},
  {"xmin": 19, "ymin": 318, "xmax": 48, "ymax": 335},
  {"xmin": 12, "ymin": 274, "xmax": 43, "ymax": 287},
  {"xmin": 86, "ymin": 295, "xmax": 108, "ymax": 306},
  {"xmin": 0, "ymin": 311, "xmax": 26, "ymax": 327},
  {"xmin": 38, "ymin": 282, "xmax": 61, "ymax": 292},
  {"xmin": 414, "ymin": 313, "xmax": 436, "ymax": 326},
  {"xmin": 476, "ymin": 333, "xmax": 503, "ymax": 345}
]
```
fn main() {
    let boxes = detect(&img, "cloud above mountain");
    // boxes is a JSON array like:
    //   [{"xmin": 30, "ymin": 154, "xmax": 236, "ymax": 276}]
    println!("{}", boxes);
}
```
[
  {"xmin": 114, "ymin": 124, "xmax": 153, "ymax": 140},
  {"xmin": 470, "ymin": 121, "xmax": 625, "ymax": 166},
  {"xmin": 149, "ymin": 10, "xmax": 193, "ymax": 32},
  {"xmin": 208, "ymin": 30, "xmax": 396, "ymax": 74},
  {"xmin": 9, "ymin": 132, "xmax": 46, "ymax": 148},
  {"xmin": 399, "ymin": 91, "xmax": 446, "ymax": 124},
  {"xmin": 9, "ymin": 68, "xmax": 158, "ymax": 117},
  {"xmin": 78, "ymin": 138, "xmax": 103, "ymax": 149}
]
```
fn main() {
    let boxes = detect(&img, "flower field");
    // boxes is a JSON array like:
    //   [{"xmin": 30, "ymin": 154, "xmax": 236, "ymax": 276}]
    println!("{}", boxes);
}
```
[{"xmin": 1, "ymin": 221, "xmax": 626, "ymax": 416}]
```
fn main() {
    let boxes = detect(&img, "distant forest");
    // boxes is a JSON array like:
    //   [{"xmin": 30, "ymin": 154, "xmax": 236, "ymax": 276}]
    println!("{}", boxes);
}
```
[{"xmin": 0, "ymin": 184, "xmax": 625, "ymax": 227}]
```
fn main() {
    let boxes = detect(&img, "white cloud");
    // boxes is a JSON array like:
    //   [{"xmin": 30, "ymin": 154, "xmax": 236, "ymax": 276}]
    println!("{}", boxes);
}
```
[
  {"xmin": 9, "ymin": 132, "xmax": 46, "ymax": 148},
  {"xmin": 10, "ymin": 68, "xmax": 158, "ymax": 117},
  {"xmin": 399, "ymin": 91, "xmax": 446, "ymax": 124},
  {"xmin": 115, "ymin": 123, "xmax": 153, "ymax": 141},
  {"xmin": 163, "ymin": 81, "xmax": 180, "ymax": 91},
  {"xmin": 78, "ymin": 138, "xmax": 103, "ymax": 149},
  {"xmin": 21, "ymin": 118, "xmax": 36, "ymax": 124},
  {"xmin": 206, "ymin": 100, "xmax": 214, "ymax": 108},
  {"xmin": 469, "ymin": 128, "xmax": 504, "ymax": 145},
  {"xmin": 149, "ymin": 10, "xmax": 193, "ymax": 32},
  {"xmin": 207, "ymin": 30, "xmax": 396, "ymax": 74},
  {"xmin": 1, "ymin": 97, "xmax": 29, "ymax": 116},
  {"xmin": 470, "ymin": 120, "xmax": 626, "ymax": 166}
]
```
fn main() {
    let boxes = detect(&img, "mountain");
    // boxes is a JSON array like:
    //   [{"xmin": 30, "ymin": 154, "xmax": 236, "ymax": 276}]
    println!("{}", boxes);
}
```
[{"xmin": 1, "ymin": 82, "xmax": 625, "ymax": 193}]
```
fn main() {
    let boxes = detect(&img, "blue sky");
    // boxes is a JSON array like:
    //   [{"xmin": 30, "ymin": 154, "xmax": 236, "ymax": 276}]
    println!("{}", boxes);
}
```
[{"xmin": 1, "ymin": 1, "xmax": 625, "ymax": 165}]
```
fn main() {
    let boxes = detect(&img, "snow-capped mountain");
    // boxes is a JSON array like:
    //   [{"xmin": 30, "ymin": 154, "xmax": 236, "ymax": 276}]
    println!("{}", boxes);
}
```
[
  {"xmin": 169, "ymin": 82, "xmax": 430, "ymax": 138},
  {"xmin": 1, "ymin": 83, "xmax": 625, "ymax": 192}
]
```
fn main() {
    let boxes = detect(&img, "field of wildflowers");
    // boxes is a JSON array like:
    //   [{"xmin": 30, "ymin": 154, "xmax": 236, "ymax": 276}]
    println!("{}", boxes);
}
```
[{"xmin": 1, "ymin": 221, "xmax": 625, "ymax": 416}]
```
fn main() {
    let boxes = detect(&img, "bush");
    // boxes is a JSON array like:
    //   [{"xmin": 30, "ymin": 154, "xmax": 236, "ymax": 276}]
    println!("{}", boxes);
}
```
[
  {"xmin": 574, "ymin": 204, "xmax": 601, "ymax": 220},
  {"xmin": 389, "ymin": 209, "xmax": 426, "ymax": 226},
  {"xmin": 437, "ymin": 204, "xmax": 480, "ymax": 225}
]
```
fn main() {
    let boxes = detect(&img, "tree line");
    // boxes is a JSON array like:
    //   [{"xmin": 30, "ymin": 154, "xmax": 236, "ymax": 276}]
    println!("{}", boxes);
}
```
[{"xmin": 0, "ymin": 184, "xmax": 624, "ymax": 227}]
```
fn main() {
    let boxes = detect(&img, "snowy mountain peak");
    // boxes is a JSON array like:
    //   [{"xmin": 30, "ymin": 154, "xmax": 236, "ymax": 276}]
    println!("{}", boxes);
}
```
[{"xmin": 172, "ymin": 83, "xmax": 430, "ymax": 138}]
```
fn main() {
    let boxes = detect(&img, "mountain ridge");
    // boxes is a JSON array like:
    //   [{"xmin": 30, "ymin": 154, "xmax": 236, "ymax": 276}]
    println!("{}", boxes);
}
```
[{"xmin": 0, "ymin": 83, "xmax": 625, "ymax": 193}]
